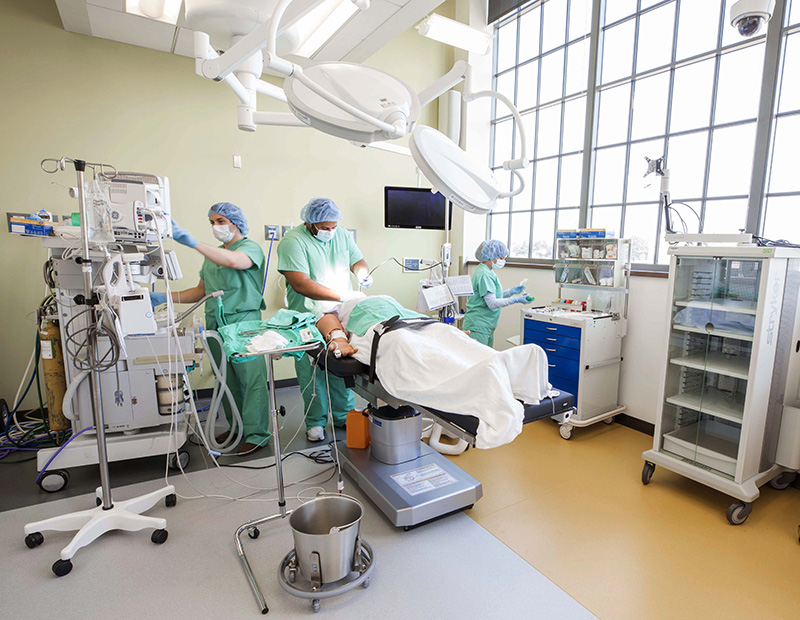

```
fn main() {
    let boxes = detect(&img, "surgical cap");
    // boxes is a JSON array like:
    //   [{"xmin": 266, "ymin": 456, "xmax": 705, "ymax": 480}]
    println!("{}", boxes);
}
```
[
  {"xmin": 300, "ymin": 198, "xmax": 342, "ymax": 224},
  {"xmin": 476, "ymin": 240, "xmax": 509, "ymax": 261},
  {"xmin": 208, "ymin": 202, "xmax": 249, "ymax": 236}
]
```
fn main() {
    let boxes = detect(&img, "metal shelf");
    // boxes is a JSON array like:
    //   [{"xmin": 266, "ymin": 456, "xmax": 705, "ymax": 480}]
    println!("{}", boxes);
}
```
[
  {"xmin": 674, "ymin": 299, "xmax": 758, "ymax": 316},
  {"xmin": 671, "ymin": 324, "xmax": 754, "ymax": 342},
  {"xmin": 669, "ymin": 352, "xmax": 751, "ymax": 380},
  {"xmin": 666, "ymin": 388, "xmax": 745, "ymax": 424}
]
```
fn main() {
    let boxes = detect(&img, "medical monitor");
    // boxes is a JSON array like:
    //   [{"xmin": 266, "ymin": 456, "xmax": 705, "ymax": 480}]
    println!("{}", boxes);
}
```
[{"xmin": 384, "ymin": 186, "xmax": 451, "ymax": 231}]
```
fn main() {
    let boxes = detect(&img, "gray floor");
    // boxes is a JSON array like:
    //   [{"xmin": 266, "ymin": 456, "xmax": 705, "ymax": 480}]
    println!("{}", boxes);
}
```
[
  {"xmin": 3, "ymin": 451, "xmax": 596, "ymax": 619},
  {"xmin": 0, "ymin": 387, "xmax": 348, "ymax": 512},
  {"xmin": 1, "ymin": 386, "xmax": 596, "ymax": 619}
]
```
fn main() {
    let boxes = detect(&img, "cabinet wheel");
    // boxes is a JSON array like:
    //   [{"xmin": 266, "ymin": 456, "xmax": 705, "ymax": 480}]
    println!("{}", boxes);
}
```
[
  {"xmin": 726, "ymin": 501, "xmax": 752, "ymax": 526},
  {"xmin": 25, "ymin": 532, "xmax": 44, "ymax": 549},
  {"xmin": 641, "ymin": 462, "xmax": 655, "ymax": 485},
  {"xmin": 151, "ymin": 529, "xmax": 169, "ymax": 544},
  {"xmin": 52, "ymin": 558, "xmax": 73, "ymax": 577},
  {"xmin": 559, "ymin": 424, "xmax": 573, "ymax": 440}
]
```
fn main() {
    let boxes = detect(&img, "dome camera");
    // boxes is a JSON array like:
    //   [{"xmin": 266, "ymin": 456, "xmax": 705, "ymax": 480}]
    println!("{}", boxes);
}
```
[{"xmin": 730, "ymin": 0, "xmax": 776, "ymax": 37}]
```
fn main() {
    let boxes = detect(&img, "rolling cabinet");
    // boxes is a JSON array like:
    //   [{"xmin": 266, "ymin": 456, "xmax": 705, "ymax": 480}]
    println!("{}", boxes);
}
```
[
  {"xmin": 520, "ymin": 236, "xmax": 630, "ymax": 440},
  {"xmin": 641, "ymin": 245, "xmax": 800, "ymax": 525}
]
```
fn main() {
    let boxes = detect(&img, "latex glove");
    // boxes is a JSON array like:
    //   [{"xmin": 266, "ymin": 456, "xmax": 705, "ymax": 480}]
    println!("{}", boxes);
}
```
[
  {"xmin": 150, "ymin": 292, "xmax": 167, "ymax": 308},
  {"xmin": 505, "ymin": 285, "xmax": 526, "ymax": 296},
  {"xmin": 339, "ymin": 290, "xmax": 367, "ymax": 303},
  {"xmin": 511, "ymin": 295, "xmax": 530, "ymax": 305},
  {"xmin": 171, "ymin": 218, "xmax": 198, "ymax": 248},
  {"xmin": 356, "ymin": 268, "xmax": 373, "ymax": 289}
]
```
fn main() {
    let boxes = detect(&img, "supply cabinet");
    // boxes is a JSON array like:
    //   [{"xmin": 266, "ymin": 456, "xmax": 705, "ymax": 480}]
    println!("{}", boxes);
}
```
[
  {"xmin": 641, "ymin": 245, "xmax": 800, "ymax": 524},
  {"xmin": 522, "ymin": 310, "xmax": 625, "ymax": 439}
]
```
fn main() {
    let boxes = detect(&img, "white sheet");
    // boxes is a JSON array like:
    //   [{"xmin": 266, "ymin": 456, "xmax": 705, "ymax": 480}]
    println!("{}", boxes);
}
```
[{"xmin": 347, "ymin": 322, "xmax": 552, "ymax": 449}]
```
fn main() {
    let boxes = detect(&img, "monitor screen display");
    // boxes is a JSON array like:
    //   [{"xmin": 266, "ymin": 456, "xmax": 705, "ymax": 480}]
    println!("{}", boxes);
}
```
[{"xmin": 384, "ymin": 187, "xmax": 451, "ymax": 230}]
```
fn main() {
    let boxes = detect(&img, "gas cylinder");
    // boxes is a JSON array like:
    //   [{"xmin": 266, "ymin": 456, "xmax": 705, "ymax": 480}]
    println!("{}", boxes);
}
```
[{"xmin": 39, "ymin": 320, "xmax": 70, "ymax": 431}]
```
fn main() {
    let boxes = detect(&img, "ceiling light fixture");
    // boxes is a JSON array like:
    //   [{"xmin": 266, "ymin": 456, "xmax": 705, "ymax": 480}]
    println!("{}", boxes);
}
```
[
  {"xmin": 292, "ymin": 0, "xmax": 360, "ymax": 58},
  {"xmin": 416, "ymin": 14, "xmax": 493, "ymax": 55}
]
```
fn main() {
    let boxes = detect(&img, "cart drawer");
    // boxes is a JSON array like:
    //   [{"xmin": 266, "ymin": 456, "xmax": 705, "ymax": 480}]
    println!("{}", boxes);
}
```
[
  {"xmin": 524, "ymin": 319, "xmax": 581, "ymax": 340},
  {"xmin": 544, "ymin": 353, "xmax": 580, "ymax": 382},
  {"xmin": 523, "ymin": 329, "xmax": 581, "ymax": 353}
]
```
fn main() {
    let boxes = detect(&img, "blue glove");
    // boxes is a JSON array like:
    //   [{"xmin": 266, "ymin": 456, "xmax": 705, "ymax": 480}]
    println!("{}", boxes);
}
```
[
  {"xmin": 504, "ymin": 285, "xmax": 525, "ymax": 296},
  {"xmin": 171, "ymin": 218, "xmax": 198, "ymax": 248},
  {"xmin": 150, "ymin": 292, "xmax": 167, "ymax": 308},
  {"xmin": 512, "ymin": 295, "xmax": 529, "ymax": 305}
]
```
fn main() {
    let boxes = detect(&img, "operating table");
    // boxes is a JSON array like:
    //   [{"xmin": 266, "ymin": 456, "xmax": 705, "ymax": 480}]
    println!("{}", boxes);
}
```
[{"xmin": 311, "ymin": 348, "xmax": 575, "ymax": 528}]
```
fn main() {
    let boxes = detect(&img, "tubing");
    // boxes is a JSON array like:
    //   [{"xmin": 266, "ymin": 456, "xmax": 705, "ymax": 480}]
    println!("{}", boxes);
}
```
[
  {"xmin": 201, "ymin": 331, "xmax": 244, "ymax": 453},
  {"xmin": 61, "ymin": 370, "xmax": 90, "ymax": 421}
]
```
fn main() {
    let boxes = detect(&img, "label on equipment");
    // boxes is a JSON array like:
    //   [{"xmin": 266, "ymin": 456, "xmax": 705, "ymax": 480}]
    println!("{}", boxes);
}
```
[
  {"xmin": 299, "ymin": 328, "xmax": 313, "ymax": 342},
  {"xmin": 40, "ymin": 340, "xmax": 54, "ymax": 359},
  {"xmin": 390, "ymin": 463, "xmax": 457, "ymax": 497}
]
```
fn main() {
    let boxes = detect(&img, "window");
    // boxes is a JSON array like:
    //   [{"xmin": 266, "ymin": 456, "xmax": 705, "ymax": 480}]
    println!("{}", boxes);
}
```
[
  {"xmin": 763, "ymin": 3, "xmax": 800, "ymax": 239},
  {"xmin": 490, "ymin": 0, "xmax": 592, "ymax": 259},
  {"xmin": 486, "ymin": 0, "xmax": 800, "ymax": 266}
]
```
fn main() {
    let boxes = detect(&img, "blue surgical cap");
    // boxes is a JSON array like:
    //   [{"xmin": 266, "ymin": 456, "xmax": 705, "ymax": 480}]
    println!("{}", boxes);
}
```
[
  {"xmin": 208, "ymin": 202, "xmax": 248, "ymax": 236},
  {"xmin": 476, "ymin": 240, "xmax": 509, "ymax": 261},
  {"xmin": 300, "ymin": 198, "xmax": 342, "ymax": 224}
]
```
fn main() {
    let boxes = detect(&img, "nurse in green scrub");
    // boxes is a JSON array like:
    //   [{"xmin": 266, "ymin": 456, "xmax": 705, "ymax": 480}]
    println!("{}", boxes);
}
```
[
  {"xmin": 277, "ymin": 198, "xmax": 371, "ymax": 442},
  {"xmin": 463, "ymin": 240, "xmax": 529, "ymax": 347},
  {"xmin": 156, "ymin": 203, "xmax": 270, "ymax": 456}
]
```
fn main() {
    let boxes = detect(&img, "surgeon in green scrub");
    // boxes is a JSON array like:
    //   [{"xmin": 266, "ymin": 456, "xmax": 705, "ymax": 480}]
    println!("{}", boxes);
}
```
[
  {"xmin": 156, "ymin": 202, "xmax": 270, "ymax": 455},
  {"xmin": 463, "ymin": 240, "xmax": 529, "ymax": 347},
  {"xmin": 277, "ymin": 198, "xmax": 371, "ymax": 442}
]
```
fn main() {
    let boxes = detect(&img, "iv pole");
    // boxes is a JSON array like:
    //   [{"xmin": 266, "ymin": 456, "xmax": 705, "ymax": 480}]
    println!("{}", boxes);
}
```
[{"xmin": 23, "ymin": 157, "xmax": 178, "ymax": 577}]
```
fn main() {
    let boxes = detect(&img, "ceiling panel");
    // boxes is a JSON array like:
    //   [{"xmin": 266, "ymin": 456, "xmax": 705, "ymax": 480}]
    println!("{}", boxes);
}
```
[{"xmin": 87, "ymin": 3, "xmax": 177, "ymax": 52}]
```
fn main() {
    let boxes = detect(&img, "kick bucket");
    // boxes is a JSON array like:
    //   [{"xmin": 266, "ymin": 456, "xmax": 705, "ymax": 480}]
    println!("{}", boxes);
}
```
[{"xmin": 289, "ymin": 496, "xmax": 364, "ymax": 584}]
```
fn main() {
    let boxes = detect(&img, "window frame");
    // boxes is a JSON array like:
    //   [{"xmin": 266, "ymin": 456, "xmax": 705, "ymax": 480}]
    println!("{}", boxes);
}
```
[{"xmin": 487, "ymin": 0, "xmax": 793, "ymax": 270}]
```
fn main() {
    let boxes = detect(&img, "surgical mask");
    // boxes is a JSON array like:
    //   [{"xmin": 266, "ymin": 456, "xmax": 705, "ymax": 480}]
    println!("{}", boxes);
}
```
[
  {"xmin": 314, "ymin": 227, "xmax": 335, "ymax": 243},
  {"xmin": 212, "ymin": 224, "xmax": 235, "ymax": 243},
  {"xmin": 492, "ymin": 258, "xmax": 506, "ymax": 270}
]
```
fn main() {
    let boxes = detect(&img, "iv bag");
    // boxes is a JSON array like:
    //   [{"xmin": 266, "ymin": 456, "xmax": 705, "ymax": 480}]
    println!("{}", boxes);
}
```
[{"xmin": 84, "ymin": 178, "xmax": 115, "ymax": 244}]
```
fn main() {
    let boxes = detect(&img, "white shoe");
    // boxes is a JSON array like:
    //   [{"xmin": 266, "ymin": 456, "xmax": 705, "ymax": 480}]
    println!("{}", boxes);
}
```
[{"xmin": 307, "ymin": 426, "xmax": 325, "ymax": 442}]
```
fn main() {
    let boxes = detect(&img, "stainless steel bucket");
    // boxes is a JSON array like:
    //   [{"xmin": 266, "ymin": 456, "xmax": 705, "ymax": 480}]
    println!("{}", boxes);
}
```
[{"xmin": 289, "ymin": 496, "xmax": 364, "ymax": 584}]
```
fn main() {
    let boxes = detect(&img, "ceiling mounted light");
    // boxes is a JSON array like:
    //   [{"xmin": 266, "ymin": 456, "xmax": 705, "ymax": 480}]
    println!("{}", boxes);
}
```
[
  {"xmin": 126, "ymin": 0, "xmax": 183, "ymax": 25},
  {"xmin": 416, "ymin": 14, "xmax": 493, "ymax": 55}
]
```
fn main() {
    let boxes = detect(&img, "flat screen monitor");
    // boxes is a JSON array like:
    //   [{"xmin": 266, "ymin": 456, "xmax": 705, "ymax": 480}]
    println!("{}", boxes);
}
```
[{"xmin": 384, "ymin": 186, "xmax": 451, "ymax": 230}]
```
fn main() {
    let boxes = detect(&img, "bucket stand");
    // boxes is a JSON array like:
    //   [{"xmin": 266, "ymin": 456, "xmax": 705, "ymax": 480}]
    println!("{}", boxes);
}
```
[{"xmin": 278, "ymin": 536, "xmax": 375, "ymax": 613}]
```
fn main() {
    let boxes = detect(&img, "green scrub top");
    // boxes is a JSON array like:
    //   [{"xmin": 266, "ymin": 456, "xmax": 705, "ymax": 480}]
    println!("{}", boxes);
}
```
[
  {"xmin": 277, "ymin": 224, "xmax": 363, "ymax": 316},
  {"xmin": 463, "ymin": 263, "xmax": 503, "ymax": 334},
  {"xmin": 199, "ymin": 237, "xmax": 266, "ymax": 328},
  {"xmin": 344, "ymin": 296, "xmax": 425, "ymax": 337}
]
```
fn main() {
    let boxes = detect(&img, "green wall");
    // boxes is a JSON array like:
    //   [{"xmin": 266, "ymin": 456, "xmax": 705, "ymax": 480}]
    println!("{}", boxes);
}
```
[{"xmin": 0, "ymin": 0, "xmax": 454, "ymax": 406}]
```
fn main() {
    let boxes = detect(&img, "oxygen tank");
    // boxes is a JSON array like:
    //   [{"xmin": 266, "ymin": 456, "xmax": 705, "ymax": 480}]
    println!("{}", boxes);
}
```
[{"xmin": 39, "ymin": 321, "xmax": 70, "ymax": 431}]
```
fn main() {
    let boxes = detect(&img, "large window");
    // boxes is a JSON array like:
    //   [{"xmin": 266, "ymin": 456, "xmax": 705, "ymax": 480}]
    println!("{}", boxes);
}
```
[{"xmin": 488, "ymin": 0, "xmax": 800, "ymax": 266}]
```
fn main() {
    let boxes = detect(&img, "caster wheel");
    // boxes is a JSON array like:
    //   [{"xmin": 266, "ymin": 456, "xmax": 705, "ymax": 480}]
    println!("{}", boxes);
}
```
[
  {"xmin": 96, "ymin": 497, "xmax": 102, "ymax": 507},
  {"xmin": 165, "ymin": 493, "xmax": 177, "ymax": 508},
  {"xmin": 726, "ymin": 502, "xmax": 752, "ymax": 526},
  {"xmin": 52, "ymin": 558, "xmax": 72, "ymax": 577},
  {"xmin": 603, "ymin": 416, "xmax": 615, "ymax": 425},
  {"xmin": 312, "ymin": 599, "xmax": 321, "ymax": 613},
  {"xmin": 559, "ymin": 424, "xmax": 573, "ymax": 440},
  {"xmin": 287, "ymin": 568, "xmax": 297, "ymax": 583},
  {"xmin": 797, "ymin": 524, "xmax": 800, "ymax": 544},
  {"xmin": 168, "ymin": 450, "xmax": 190, "ymax": 471},
  {"xmin": 769, "ymin": 472, "xmax": 797, "ymax": 491},
  {"xmin": 248, "ymin": 527, "xmax": 260, "ymax": 539},
  {"xmin": 362, "ymin": 577, "xmax": 370, "ymax": 589},
  {"xmin": 25, "ymin": 532, "xmax": 44, "ymax": 549},
  {"xmin": 38, "ymin": 469, "xmax": 70, "ymax": 493},
  {"xmin": 642, "ymin": 462, "xmax": 655, "ymax": 485},
  {"xmin": 151, "ymin": 529, "xmax": 169, "ymax": 544}
]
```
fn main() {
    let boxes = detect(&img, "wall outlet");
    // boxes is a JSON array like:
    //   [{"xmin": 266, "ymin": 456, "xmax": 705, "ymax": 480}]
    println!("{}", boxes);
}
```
[
  {"xmin": 265, "ymin": 225, "xmax": 280, "ymax": 240},
  {"xmin": 233, "ymin": 153, "xmax": 242, "ymax": 169},
  {"xmin": 281, "ymin": 225, "xmax": 294, "ymax": 238}
]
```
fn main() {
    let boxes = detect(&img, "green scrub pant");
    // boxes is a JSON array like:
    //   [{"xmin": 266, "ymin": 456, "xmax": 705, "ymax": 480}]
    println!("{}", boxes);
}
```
[
  {"xmin": 294, "ymin": 354, "xmax": 354, "ymax": 430},
  {"xmin": 207, "ymin": 327, "xmax": 271, "ymax": 446},
  {"xmin": 467, "ymin": 329, "xmax": 494, "ymax": 348}
]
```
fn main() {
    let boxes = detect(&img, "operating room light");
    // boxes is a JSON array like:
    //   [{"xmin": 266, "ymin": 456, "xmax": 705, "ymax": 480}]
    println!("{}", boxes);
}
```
[
  {"xmin": 293, "ymin": 0, "xmax": 360, "ymax": 58},
  {"xmin": 416, "ymin": 14, "xmax": 493, "ymax": 55},
  {"xmin": 126, "ymin": 0, "xmax": 182, "ymax": 24}
]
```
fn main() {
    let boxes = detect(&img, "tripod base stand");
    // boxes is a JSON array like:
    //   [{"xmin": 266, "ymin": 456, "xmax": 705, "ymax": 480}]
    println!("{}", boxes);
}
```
[{"xmin": 24, "ymin": 484, "xmax": 176, "ymax": 577}]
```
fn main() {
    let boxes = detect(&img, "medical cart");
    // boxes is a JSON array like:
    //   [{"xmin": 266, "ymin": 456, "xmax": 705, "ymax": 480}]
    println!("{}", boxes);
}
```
[
  {"xmin": 642, "ymin": 244, "xmax": 800, "ymax": 524},
  {"xmin": 521, "ymin": 236, "xmax": 630, "ymax": 439}
]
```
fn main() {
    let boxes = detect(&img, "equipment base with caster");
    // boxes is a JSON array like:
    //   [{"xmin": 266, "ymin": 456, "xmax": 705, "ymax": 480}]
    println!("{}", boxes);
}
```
[
  {"xmin": 23, "ymin": 484, "xmax": 176, "ymax": 576},
  {"xmin": 277, "ymin": 540, "xmax": 375, "ymax": 614}
]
